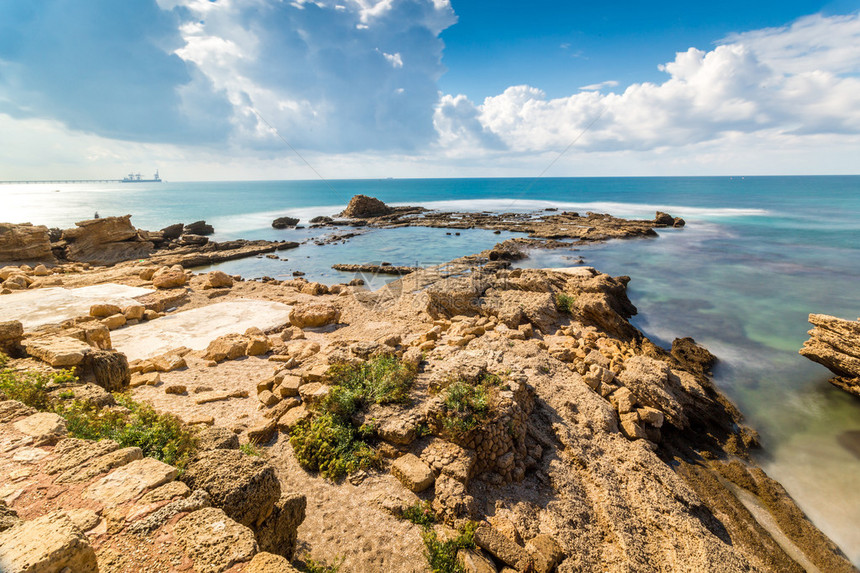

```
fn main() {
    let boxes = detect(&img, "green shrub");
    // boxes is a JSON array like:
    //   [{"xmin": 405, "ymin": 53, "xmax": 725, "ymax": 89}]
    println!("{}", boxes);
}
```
[
  {"xmin": 442, "ymin": 381, "xmax": 491, "ymax": 435},
  {"xmin": 239, "ymin": 443, "xmax": 262, "ymax": 457},
  {"xmin": 290, "ymin": 355, "xmax": 415, "ymax": 480},
  {"xmin": 402, "ymin": 501, "xmax": 437, "ymax": 527},
  {"xmin": 421, "ymin": 521, "xmax": 477, "ymax": 573},
  {"xmin": 289, "ymin": 413, "xmax": 381, "ymax": 480},
  {"xmin": 0, "ymin": 362, "xmax": 196, "ymax": 469},
  {"xmin": 0, "ymin": 352, "xmax": 8, "ymax": 368},
  {"xmin": 555, "ymin": 292, "xmax": 576, "ymax": 314},
  {"xmin": 298, "ymin": 557, "xmax": 342, "ymax": 573},
  {"xmin": 325, "ymin": 354, "xmax": 416, "ymax": 413}
]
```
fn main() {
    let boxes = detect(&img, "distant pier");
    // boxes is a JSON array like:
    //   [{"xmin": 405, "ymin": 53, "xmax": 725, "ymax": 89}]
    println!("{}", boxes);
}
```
[{"xmin": 0, "ymin": 179, "xmax": 122, "ymax": 184}]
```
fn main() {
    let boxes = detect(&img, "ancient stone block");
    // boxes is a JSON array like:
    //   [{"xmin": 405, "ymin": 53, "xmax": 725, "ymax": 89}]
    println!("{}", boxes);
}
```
[{"xmin": 391, "ymin": 453, "xmax": 435, "ymax": 492}]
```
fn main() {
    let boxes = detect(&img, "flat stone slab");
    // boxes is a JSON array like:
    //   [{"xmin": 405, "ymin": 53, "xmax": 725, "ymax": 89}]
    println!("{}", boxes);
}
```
[
  {"xmin": 111, "ymin": 300, "xmax": 292, "ymax": 361},
  {"xmin": 0, "ymin": 284, "xmax": 153, "ymax": 329},
  {"xmin": 83, "ymin": 457, "xmax": 178, "ymax": 507}
]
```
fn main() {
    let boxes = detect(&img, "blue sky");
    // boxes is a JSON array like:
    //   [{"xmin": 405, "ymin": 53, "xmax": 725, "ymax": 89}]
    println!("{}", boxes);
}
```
[{"xmin": 1, "ymin": 0, "xmax": 859, "ymax": 179}]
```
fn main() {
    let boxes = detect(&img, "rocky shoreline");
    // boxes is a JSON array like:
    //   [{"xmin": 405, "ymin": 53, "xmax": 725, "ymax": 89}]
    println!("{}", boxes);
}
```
[
  {"xmin": 0, "ymin": 199, "xmax": 856, "ymax": 572},
  {"xmin": 800, "ymin": 313, "xmax": 860, "ymax": 398}
]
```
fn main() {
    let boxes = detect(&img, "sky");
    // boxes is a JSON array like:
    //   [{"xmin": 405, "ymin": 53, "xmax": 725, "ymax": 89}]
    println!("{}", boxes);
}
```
[{"xmin": 0, "ymin": 0, "xmax": 859, "ymax": 180}]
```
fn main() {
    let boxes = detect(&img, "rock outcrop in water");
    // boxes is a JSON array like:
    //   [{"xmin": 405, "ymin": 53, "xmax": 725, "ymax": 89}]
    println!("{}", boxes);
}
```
[
  {"xmin": 338, "ymin": 194, "xmax": 393, "ymax": 218},
  {"xmin": 800, "ymin": 313, "xmax": 860, "ymax": 398}
]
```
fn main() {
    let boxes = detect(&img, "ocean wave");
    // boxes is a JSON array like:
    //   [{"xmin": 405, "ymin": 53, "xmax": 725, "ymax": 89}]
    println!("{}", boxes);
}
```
[{"xmin": 393, "ymin": 198, "xmax": 769, "ymax": 219}]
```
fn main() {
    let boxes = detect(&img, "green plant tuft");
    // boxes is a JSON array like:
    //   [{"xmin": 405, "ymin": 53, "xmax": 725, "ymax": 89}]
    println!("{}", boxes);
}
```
[
  {"xmin": 442, "ymin": 381, "xmax": 491, "ymax": 435},
  {"xmin": 402, "ymin": 501, "xmax": 437, "ymax": 527},
  {"xmin": 239, "ymin": 442, "xmax": 262, "ymax": 457},
  {"xmin": 555, "ymin": 292, "xmax": 576, "ymax": 314},
  {"xmin": 298, "ymin": 556, "xmax": 342, "ymax": 573},
  {"xmin": 421, "ymin": 521, "xmax": 478, "ymax": 573}
]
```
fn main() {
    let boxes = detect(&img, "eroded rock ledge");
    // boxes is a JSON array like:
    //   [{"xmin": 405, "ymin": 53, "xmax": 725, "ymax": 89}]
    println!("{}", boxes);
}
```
[{"xmin": 800, "ymin": 313, "xmax": 860, "ymax": 398}]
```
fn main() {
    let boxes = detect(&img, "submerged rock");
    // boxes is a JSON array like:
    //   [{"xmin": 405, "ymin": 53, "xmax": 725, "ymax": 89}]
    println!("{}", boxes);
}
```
[{"xmin": 272, "ymin": 216, "xmax": 300, "ymax": 229}]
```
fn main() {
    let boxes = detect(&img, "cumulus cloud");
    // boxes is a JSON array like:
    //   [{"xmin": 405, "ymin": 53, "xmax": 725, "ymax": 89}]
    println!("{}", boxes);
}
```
[
  {"xmin": 0, "ymin": 0, "xmax": 456, "ymax": 152},
  {"xmin": 437, "ymin": 11, "xmax": 860, "ymax": 154}
]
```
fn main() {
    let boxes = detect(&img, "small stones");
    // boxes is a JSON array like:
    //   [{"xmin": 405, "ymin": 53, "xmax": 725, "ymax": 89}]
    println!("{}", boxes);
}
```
[
  {"xmin": 258, "ymin": 390, "xmax": 280, "ymax": 407},
  {"xmin": 90, "ymin": 303, "xmax": 122, "ymax": 318},
  {"xmin": 391, "ymin": 453, "xmax": 435, "ymax": 493},
  {"xmin": 130, "ymin": 371, "xmax": 161, "ymax": 387},
  {"xmin": 164, "ymin": 384, "xmax": 187, "ymax": 395}
]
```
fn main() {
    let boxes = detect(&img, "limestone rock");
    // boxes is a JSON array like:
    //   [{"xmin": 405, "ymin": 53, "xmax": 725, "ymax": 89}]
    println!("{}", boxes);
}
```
[
  {"xmin": 56, "ymin": 446, "xmax": 143, "ymax": 484},
  {"xmin": 247, "ymin": 552, "xmax": 301, "ymax": 572},
  {"xmin": 247, "ymin": 418, "xmax": 278, "ymax": 445},
  {"xmin": 84, "ymin": 350, "xmax": 130, "ymax": 392},
  {"xmin": 390, "ymin": 453, "xmax": 434, "ymax": 493},
  {"xmin": 338, "ymin": 194, "xmax": 392, "ymax": 218},
  {"xmin": 205, "ymin": 333, "xmax": 247, "ymax": 362},
  {"xmin": 289, "ymin": 302, "xmax": 339, "ymax": 328},
  {"xmin": 272, "ymin": 216, "xmax": 300, "ymax": 229},
  {"xmin": 474, "ymin": 523, "xmax": 533, "ymax": 571},
  {"xmin": 128, "ymin": 488, "xmax": 211, "ymax": 535},
  {"xmin": 90, "ymin": 303, "xmax": 122, "ymax": 317},
  {"xmin": 526, "ymin": 534, "xmax": 564, "ymax": 573},
  {"xmin": 0, "ymin": 222, "xmax": 54, "ymax": 262},
  {"xmin": 277, "ymin": 405, "xmax": 312, "ymax": 431},
  {"xmin": 671, "ymin": 337, "xmax": 717, "ymax": 376},
  {"xmin": 13, "ymin": 412, "xmax": 67, "ymax": 445},
  {"xmin": 24, "ymin": 335, "xmax": 91, "ymax": 367},
  {"xmin": 0, "ymin": 320, "xmax": 24, "ymax": 356},
  {"xmin": 458, "ymin": 548, "xmax": 499, "ymax": 573},
  {"xmin": 63, "ymin": 215, "xmax": 153, "ymax": 265},
  {"xmin": 45, "ymin": 438, "xmax": 120, "ymax": 476},
  {"xmin": 83, "ymin": 457, "xmax": 178, "ymax": 506},
  {"xmin": 0, "ymin": 502, "xmax": 22, "ymax": 532},
  {"xmin": 160, "ymin": 223, "xmax": 185, "ymax": 239},
  {"xmin": 181, "ymin": 449, "xmax": 281, "ymax": 528},
  {"xmin": 130, "ymin": 371, "xmax": 161, "ymax": 387},
  {"xmin": 197, "ymin": 426, "xmax": 240, "ymax": 450},
  {"xmin": 255, "ymin": 492, "xmax": 307, "ymax": 559},
  {"xmin": 52, "ymin": 383, "xmax": 116, "ymax": 408},
  {"xmin": 173, "ymin": 508, "xmax": 257, "ymax": 573},
  {"xmin": 139, "ymin": 480, "xmax": 192, "ymax": 504},
  {"xmin": 0, "ymin": 512, "xmax": 98, "ymax": 573},
  {"xmin": 101, "ymin": 313, "xmax": 127, "ymax": 330},
  {"xmin": 800, "ymin": 314, "xmax": 860, "ymax": 397},
  {"xmin": 151, "ymin": 352, "xmax": 187, "ymax": 372},
  {"xmin": 206, "ymin": 270, "xmax": 234, "ymax": 289},
  {"xmin": 152, "ymin": 267, "xmax": 188, "ymax": 289}
]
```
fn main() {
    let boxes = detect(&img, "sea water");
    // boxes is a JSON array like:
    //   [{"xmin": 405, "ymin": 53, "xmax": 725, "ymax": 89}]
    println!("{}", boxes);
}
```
[{"xmin": 2, "ymin": 176, "xmax": 859, "ymax": 563}]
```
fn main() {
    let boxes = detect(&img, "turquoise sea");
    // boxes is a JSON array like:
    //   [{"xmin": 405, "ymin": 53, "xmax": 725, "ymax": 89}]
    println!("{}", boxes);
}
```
[{"xmin": 3, "ymin": 176, "xmax": 859, "ymax": 563}]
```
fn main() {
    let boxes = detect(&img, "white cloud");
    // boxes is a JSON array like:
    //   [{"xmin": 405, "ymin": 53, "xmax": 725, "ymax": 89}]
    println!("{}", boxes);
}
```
[
  {"xmin": 579, "ymin": 80, "xmax": 619, "ymax": 91},
  {"xmin": 435, "ymin": 12, "xmax": 860, "ymax": 158}
]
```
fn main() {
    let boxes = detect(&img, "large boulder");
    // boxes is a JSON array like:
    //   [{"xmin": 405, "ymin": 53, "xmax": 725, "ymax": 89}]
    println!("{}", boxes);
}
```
[
  {"xmin": 0, "ymin": 512, "xmax": 98, "ymax": 573},
  {"xmin": 173, "ymin": 508, "xmax": 258, "ymax": 573},
  {"xmin": 272, "ymin": 217, "xmax": 300, "ymax": 229},
  {"xmin": 288, "ymin": 302, "xmax": 339, "ymax": 328},
  {"xmin": 160, "ymin": 223, "xmax": 185, "ymax": 239},
  {"xmin": 180, "ymin": 449, "xmax": 281, "ymax": 528},
  {"xmin": 0, "ymin": 223, "xmax": 55, "ymax": 262},
  {"xmin": 338, "ymin": 194, "xmax": 392, "ymax": 218},
  {"xmin": 82, "ymin": 350, "xmax": 130, "ymax": 392},
  {"xmin": 62, "ymin": 215, "xmax": 153, "ymax": 265}
]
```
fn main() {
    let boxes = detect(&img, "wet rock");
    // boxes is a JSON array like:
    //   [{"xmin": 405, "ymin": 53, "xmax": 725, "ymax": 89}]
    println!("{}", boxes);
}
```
[
  {"xmin": 0, "ymin": 512, "xmax": 98, "ymax": 573},
  {"xmin": 654, "ymin": 211, "xmax": 674, "ymax": 225},
  {"xmin": 272, "ymin": 216, "xmax": 300, "ymax": 229},
  {"xmin": 671, "ymin": 337, "xmax": 717, "ymax": 376},
  {"xmin": 181, "ymin": 449, "xmax": 281, "ymax": 528},
  {"xmin": 173, "ymin": 508, "xmax": 257, "ymax": 573},
  {"xmin": 0, "ymin": 222, "xmax": 54, "ymax": 262},
  {"xmin": 338, "ymin": 194, "xmax": 392, "ymax": 218},
  {"xmin": 184, "ymin": 220, "xmax": 214, "ymax": 235}
]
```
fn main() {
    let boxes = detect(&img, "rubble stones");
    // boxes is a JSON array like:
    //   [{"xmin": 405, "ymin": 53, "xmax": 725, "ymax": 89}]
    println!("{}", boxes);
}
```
[
  {"xmin": 474, "ymin": 523, "xmax": 533, "ymax": 571},
  {"xmin": 391, "ymin": 453, "xmax": 435, "ymax": 492}
]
